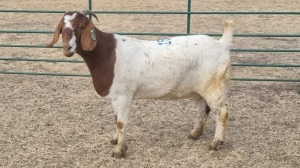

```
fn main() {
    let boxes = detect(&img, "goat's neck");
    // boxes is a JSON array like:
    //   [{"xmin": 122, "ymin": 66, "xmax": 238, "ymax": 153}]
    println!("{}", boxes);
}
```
[
  {"xmin": 77, "ymin": 29, "xmax": 116, "ymax": 76},
  {"xmin": 76, "ymin": 29, "xmax": 116, "ymax": 97}
]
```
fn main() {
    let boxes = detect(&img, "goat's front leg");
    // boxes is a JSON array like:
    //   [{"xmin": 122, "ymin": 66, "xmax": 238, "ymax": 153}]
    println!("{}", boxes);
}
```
[
  {"xmin": 111, "ymin": 95, "xmax": 132, "ymax": 159},
  {"xmin": 110, "ymin": 115, "xmax": 118, "ymax": 145}
]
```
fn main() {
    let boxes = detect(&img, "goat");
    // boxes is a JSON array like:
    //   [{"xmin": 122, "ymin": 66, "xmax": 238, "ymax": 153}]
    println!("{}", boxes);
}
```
[{"xmin": 47, "ymin": 10, "xmax": 233, "ymax": 159}]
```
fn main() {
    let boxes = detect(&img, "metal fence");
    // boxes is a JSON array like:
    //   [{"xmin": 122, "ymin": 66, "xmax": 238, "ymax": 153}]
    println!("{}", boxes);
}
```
[{"xmin": 0, "ymin": 0, "xmax": 299, "ymax": 82}]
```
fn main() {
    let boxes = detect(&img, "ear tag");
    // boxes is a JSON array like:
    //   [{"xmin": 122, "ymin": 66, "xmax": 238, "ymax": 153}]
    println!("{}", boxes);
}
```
[{"xmin": 90, "ymin": 29, "xmax": 96, "ymax": 41}]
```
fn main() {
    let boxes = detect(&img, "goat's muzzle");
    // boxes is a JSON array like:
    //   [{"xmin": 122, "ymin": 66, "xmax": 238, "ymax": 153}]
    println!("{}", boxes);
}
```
[
  {"xmin": 63, "ymin": 48, "xmax": 75, "ymax": 57},
  {"xmin": 63, "ymin": 51, "xmax": 75, "ymax": 57},
  {"xmin": 62, "ymin": 44, "xmax": 75, "ymax": 57}
]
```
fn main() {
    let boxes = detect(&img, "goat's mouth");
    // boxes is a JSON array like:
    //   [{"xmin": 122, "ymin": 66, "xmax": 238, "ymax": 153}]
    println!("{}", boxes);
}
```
[{"xmin": 63, "ymin": 50, "xmax": 75, "ymax": 57}]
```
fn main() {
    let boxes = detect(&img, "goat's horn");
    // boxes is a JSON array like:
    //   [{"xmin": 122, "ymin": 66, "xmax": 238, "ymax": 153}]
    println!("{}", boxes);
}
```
[{"xmin": 81, "ymin": 10, "xmax": 98, "ymax": 22}]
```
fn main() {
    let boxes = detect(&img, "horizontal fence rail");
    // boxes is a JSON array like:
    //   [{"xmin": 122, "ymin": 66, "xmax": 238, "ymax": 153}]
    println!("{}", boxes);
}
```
[
  {"xmin": 1, "ymin": 57, "xmax": 300, "ymax": 67},
  {"xmin": 1, "ymin": 44, "xmax": 299, "ymax": 53},
  {"xmin": 0, "ymin": 71, "xmax": 299, "ymax": 82},
  {"xmin": 0, "ymin": 30, "xmax": 300, "ymax": 37},
  {"xmin": 2, "ymin": 30, "xmax": 300, "ymax": 37},
  {"xmin": 1, "ymin": 9, "xmax": 300, "ymax": 15},
  {"xmin": 0, "ymin": 0, "xmax": 299, "ymax": 82}
]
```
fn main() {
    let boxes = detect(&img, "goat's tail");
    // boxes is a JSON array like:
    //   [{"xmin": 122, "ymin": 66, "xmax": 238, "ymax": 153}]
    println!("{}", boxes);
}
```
[{"xmin": 219, "ymin": 20, "xmax": 233, "ymax": 50}]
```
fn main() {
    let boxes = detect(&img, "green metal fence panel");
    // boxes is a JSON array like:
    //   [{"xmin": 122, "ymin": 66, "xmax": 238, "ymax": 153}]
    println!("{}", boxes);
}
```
[{"xmin": 0, "ymin": 0, "xmax": 299, "ymax": 82}]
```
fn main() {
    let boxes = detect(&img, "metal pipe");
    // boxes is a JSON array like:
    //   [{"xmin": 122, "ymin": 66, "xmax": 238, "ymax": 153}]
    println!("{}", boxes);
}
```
[
  {"xmin": 1, "ymin": 58, "xmax": 300, "ymax": 68},
  {"xmin": 89, "ymin": 0, "xmax": 92, "ymax": 20},
  {"xmin": 1, "ymin": 44, "xmax": 299, "ymax": 53},
  {"xmin": 1, "ymin": 71, "xmax": 299, "ymax": 82},
  {"xmin": 187, "ymin": 0, "xmax": 192, "ymax": 34},
  {"xmin": 1, "ymin": 10, "xmax": 300, "ymax": 15},
  {"xmin": 2, "ymin": 30, "xmax": 300, "ymax": 38}
]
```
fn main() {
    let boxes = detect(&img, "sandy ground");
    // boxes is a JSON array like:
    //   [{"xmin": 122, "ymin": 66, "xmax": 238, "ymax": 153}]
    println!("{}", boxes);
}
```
[{"xmin": 0, "ymin": 0, "xmax": 300, "ymax": 167}]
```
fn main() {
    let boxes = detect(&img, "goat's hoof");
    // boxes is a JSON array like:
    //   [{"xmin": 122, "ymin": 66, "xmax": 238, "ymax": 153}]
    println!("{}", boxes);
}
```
[
  {"xmin": 110, "ymin": 139, "xmax": 118, "ymax": 145},
  {"xmin": 209, "ymin": 140, "xmax": 222, "ymax": 151},
  {"xmin": 112, "ymin": 151, "xmax": 126, "ymax": 159},
  {"xmin": 112, "ymin": 147, "xmax": 127, "ymax": 159},
  {"xmin": 188, "ymin": 134, "xmax": 199, "ymax": 140},
  {"xmin": 111, "ymin": 145, "xmax": 128, "ymax": 159},
  {"xmin": 209, "ymin": 144, "xmax": 218, "ymax": 151}
]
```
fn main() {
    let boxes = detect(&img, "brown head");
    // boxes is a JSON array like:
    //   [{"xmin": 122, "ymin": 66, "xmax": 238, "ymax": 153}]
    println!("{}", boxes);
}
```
[{"xmin": 47, "ymin": 10, "xmax": 99, "ymax": 57}]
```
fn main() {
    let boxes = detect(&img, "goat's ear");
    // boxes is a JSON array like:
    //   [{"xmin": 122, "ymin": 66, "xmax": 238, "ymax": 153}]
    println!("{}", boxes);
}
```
[
  {"xmin": 47, "ymin": 21, "xmax": 62, "ymax": 47},
  {"xmin": 81, "ymin": 21, "xmax": 97, "ymax": 51}
]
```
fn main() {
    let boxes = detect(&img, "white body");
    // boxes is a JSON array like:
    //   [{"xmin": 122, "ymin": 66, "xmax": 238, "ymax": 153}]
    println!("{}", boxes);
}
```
[{"xmin": 108, "ymin": 35, "xmax": 230, "ymax": 100}]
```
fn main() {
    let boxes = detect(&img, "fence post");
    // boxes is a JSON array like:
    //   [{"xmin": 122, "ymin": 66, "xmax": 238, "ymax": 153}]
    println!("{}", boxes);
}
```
[
  {"xmin": 89, "ymin": 0, "xmax": 92, "ymax": 20},
  {"xmin": 187, "ymin": 0, "xmax": 192, "ymax": 34}
]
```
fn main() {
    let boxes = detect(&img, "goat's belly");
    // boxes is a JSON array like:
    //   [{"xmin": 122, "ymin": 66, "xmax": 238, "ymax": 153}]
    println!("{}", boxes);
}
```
[
  {"xmin": 154, "ymin": 92, "xmax": 200, "ymax": 100},
  {"xmin": 134, "ymin": 90, "xmax": 200, "ymax": 100}
]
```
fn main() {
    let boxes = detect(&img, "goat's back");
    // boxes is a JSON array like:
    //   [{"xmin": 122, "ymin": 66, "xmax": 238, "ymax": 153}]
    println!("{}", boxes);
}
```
[{"xmin": 109, "ymin": 35, "xmax": 231, "ymax": 100}]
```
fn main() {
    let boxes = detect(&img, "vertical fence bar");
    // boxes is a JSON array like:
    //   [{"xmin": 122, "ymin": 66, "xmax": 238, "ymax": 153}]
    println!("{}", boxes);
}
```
[
  {"xmin": 187, "ymin": 0, "xmax": 192, "ymax": 34},
  {"xmin": 89, "ymin": 0, "xmax": 92, "ymax": 20}
]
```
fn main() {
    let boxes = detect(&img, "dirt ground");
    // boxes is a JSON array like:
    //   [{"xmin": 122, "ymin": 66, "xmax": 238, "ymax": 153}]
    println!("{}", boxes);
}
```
[{"xmin": 0, "ymin": 0, "xmax": 300, "ymax": 167}]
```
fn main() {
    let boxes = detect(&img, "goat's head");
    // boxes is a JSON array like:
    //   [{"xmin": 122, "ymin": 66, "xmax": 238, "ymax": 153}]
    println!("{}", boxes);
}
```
[{"xmin": 47, "ymin": 10, "xmax": 98, "ymax": 57}]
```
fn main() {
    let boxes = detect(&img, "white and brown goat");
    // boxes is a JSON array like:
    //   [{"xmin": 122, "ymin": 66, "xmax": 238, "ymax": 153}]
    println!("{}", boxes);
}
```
[{"xmin": 47, "ymin": 10, "xmax": 233, "ymax": 158}]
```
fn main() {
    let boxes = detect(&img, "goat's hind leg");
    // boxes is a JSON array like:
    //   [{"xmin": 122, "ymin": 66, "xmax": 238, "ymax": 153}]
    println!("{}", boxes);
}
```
[
  {"xmin": 206, "ymin": 97, "xmax": 228, "ymax": 150},
  {"xmin": 188, "ymin": 98, "xmax": 210, "ymax": 140},
  {"xmin": 201, "ymin": 63, "xmax": 231, "ymax": 150}
]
